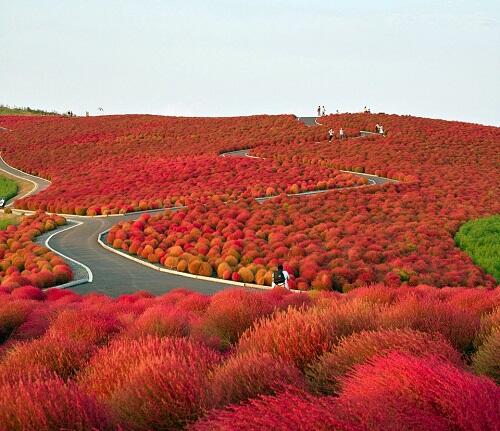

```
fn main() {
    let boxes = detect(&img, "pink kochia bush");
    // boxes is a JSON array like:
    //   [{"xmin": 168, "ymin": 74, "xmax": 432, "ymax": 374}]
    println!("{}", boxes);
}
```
[
  {"xmin": 0, "ymin": 285, "xmax": 498, "ymax": 430},
  {"xmin": 0, "ymin": 377, "xmax": 115, "ymax": 431},
  {"xmin": 306, "ymin": 329, "xmax": 463, "ymax": 395},
  {"xmin": 189, "ymin": 388, "xmax": 360, "ymax": 431},
  {"xmin": 336, "ymin": 353, "xmax": 500, "ymax": 431},
  {"xmin": 79, "ymin": 336, "xmax": 221, "ymax": 430}
]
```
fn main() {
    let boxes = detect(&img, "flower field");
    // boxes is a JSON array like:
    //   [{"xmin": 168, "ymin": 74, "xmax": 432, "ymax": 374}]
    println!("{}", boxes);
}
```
[
  {"xmin": 0, "ymin": 211, "xmax": 72, "ymax": 291},
  {"xmin": 0, "ymin": 285, "xmax": 498, "ymax": 430}
]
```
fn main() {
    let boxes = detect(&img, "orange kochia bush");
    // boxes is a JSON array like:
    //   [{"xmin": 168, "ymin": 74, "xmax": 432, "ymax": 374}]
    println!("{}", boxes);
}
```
[
  {"xmin": 0, "ymin": 285, "xmax": 499, "ymax": 430},
  {"xmin": 0, "ymin": 211, "xmax": 72, "ymax": 291}
]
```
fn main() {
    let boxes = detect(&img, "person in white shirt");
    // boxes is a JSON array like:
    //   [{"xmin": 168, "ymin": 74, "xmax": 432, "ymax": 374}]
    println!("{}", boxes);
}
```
[
  {"xmin": 272, "ymin": 264, "xmax": 290, "ymax": 289},
  {"xmin": 339, "ymin": 128, "xmax": 345, "ymax": 139},
  {"xmin": 328, "ymin": 129, "xmax": 334, "ymax": 142},
  {"xmin": 322, "ymin": 106, "xmax": 326, "ymax": 116},
  {"xmin": 379, "ymin": 125, "xmax": 384, "ymax": 135}
]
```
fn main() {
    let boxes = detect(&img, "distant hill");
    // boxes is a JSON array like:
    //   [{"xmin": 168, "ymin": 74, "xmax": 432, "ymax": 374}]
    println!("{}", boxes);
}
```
[{"xmin": 0, "ymin": 104, "xmax": 60, "ymax": 116}]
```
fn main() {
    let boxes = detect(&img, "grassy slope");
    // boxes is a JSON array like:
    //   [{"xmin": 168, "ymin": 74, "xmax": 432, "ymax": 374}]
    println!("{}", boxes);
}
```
[
  {"xmin": 0, "ymin": 176, "xmax": 18, "ymax": 200},
  {"xmin": 0, "ymin": 105, "xmax": 59, "ymax": 116},
  {"xmin": 455, "ymin": 215, "xmax": 500, "ymax": 282},
  {"xmin": 0, "ymin": 214, "xmax": 19, "ymax": 230}
]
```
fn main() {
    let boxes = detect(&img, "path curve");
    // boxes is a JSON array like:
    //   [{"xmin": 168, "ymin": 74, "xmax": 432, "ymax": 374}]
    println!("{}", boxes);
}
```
[{"xmin": 0, "ymin": 117, "xmax": 396, "ymax": 296}]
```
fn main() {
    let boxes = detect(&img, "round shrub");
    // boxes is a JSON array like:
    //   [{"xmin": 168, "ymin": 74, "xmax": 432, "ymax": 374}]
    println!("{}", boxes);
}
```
[
  {"xmin": 194, "ymin": 289, "xmax": 275, "ymax": 350},
  {"xmin": 46, "ymin": 308, "xmax": 122, "ymax": 345},
  {"xmin": 472, "ymin": 329, "xmax": 500, "ymax": 383},
  {"xmin": 208, "ymin": 351, "xmax": 306, "ymax": 408},
  {"xmin": 124, "ymin": 305, "xmax": 190, "ymax": 339},
  {"xmin": 0, "ymin": 300, "xmax": 30, "ymax": 343},
  {"xmin": 379, "ymin": 296, "xmax": 481, "ymax": 353},
  {"xmin": 79, "ymin": 336, "xmax": 220, "ymax": 430},
  {"xmin": 237, "ymin": 299, "xmax": 379, "ymax": 370},
  {"xmin": 198, "ymin": 261, "xmax": 213, "ymax": 277},
  {"xmin": 307, "ymin": 329, "xmax": 463, "ymax": 395},
  {"xmin": 11, "ymin": 286, "xmax": 46, "ymax": 301},
  {"xmin": 1, "ymin": 334, "xmax": 91, "ymax": 380},
  {"xmin": 0, "ymin": 377, "xmax": 115, "ymax": 431},
  {"xmin": 189, "ymin": 389, "xmax": 359, "ymax": 431},
  {"xmin": 336, "ymin": 352, "xmax": 500, "ymax": 431},
  {"xmin": 237, "ymin": 267, "xmax": 254, "ymax": 283}
]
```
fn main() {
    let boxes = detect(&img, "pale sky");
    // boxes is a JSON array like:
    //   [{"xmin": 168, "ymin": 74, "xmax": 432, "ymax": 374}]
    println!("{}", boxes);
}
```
[{"xmin": 1, "ymin": 0, "xmax": 499, "ymax": 125}]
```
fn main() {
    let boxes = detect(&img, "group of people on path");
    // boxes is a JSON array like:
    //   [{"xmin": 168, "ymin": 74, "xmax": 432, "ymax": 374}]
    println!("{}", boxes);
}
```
[
  {"xmin": 328, "ymin": 128, "xmax": 345, "ymax": 142},
  {"xmin": 375, "ymin": 123, "xmax": 384, "ymax": 134}
]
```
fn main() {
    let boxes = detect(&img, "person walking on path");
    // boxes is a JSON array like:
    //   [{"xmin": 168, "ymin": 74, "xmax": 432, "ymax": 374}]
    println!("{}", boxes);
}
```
[
  {"xmin": 339, "ymin": 128, "xmax": 345, "ymax": 140},
  {"xmin": 375, "ymin": 123, "xmax": 380, "ymax": 133},
  {"xmin": 328, "ymin": 128, "xmax": 334, "ymax": 142},
  {"xmin": 272, "ymin": 264, "xmax": 290, "ymax": 289},
  {"xmin": 317, "ymin": 106, "xmax": 321, "ymax": 117},
  {"xmin": 379, "ymin": 125, "xmax": 384, "ymax": 135}
]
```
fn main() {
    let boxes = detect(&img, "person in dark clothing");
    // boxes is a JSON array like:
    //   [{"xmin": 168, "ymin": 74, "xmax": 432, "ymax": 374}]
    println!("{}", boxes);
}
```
[{"xmin": 272, "ymin": 264, "xmax": 290, "ymax": 289}]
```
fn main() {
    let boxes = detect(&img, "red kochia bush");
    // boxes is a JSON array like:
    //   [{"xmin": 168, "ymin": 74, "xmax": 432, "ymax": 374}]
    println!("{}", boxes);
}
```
[
  {"xmin": 79, "ymin": 336, "xmax": 220, "ymax": 430},
  {"xmin": 208, "ymin": 351, "xmax": 306, "ymax": 407},
  {"xmin": 194, "ymin": 288, "xmax": 275, "ymax": 350},
  {"xmin": 237, "ymin": 299, "xmax": 379, "ymax": 370},
  {"xmin": 10, "ymin": 286, "xmax": 46, "ymax": 301},
  {"xmin": 379, "ymin": 296, "xmax": 481, "ymax": 353},
  {"xmin": 0, "ymin": 377, "xmax": 115, "ymax": 431},
  {"xmin": 0, "ymin": 300, "xmax": 29, "ymax": 343},
  {"xmin": 336, "ymin": 352, "xmax": 500, "ymax": 431},
  {"xmin": 0, "ymin": 334, "xmax": 91, "ymax": 379},
  {"xmin": 189, "ymin": 389, "xmax": 360, "ymax": 431},
  {"xmin": 307, "ymin": 329, "xmax": 463, "ymax": 395},
  {"xmin": 46, "ymin": 308, "xmax": 123, "ymax": 345},
  {"xmin": 123, "ymin": 304, "xmax": 191, "ymax": 339}
]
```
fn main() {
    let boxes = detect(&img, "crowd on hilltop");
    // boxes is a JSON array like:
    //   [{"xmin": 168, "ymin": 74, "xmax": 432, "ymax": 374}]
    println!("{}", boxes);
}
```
[{"xmin": 317, "ymin": 106, "xmax": 384, "ymax": 140}]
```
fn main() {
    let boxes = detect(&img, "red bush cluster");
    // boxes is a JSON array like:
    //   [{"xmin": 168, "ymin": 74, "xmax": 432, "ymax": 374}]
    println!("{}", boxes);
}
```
[
  {"xmin": 0, "ymin": 285, "xmax": 498, "ymax": 430},
  {"xmin": 0, "ymin": 211, "xmax": 72, "ymax": 291},
  {"xmin": 101, "ymin": 113, "xmax": 499, "ymax": 290},
  {"xmin": 0, "ymin": 114, "xmax": 365, "ymax": 214}
]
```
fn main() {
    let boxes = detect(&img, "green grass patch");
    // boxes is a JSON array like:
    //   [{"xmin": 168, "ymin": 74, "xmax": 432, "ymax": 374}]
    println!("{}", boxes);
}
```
[
  {"xmin": 0, "ymin": 176, "xmax": 18, "ymax": 201},
  {"xmin": 0, "ymin": 214, "xmax": 19, "ymax": 230},
  {"xmin": 455, "ymin": 215, "xmax": 500, "ymax": 282},
  {"xmin": 0, "ymin": 104, "xmax": 59, "ymax": 116}
]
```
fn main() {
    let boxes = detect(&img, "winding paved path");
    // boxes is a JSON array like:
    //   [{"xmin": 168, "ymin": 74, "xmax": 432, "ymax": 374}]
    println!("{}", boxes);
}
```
[{"xmin": 0, "ymin": 117, "xmax": 395, "ymax": 296}]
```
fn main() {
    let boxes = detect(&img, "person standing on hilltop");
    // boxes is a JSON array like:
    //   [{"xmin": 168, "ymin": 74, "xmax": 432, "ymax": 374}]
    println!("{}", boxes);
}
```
[
  {"xmin": 317, "ymin": 106, "xmax": 321, "ymax": 117},
  {"xmin": 322, "ymin": 106, "xmax": 326, "ymax": 116}
]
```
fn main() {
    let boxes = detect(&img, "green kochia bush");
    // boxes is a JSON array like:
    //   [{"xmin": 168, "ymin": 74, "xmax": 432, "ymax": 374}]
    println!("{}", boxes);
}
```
[
  {"xmin": 0, "ymin": 176, "xmax": 18, "ymax": 201},
  {"xmin": 455, "ymin": 215, "xmax": 500, "ymax": 282}
]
